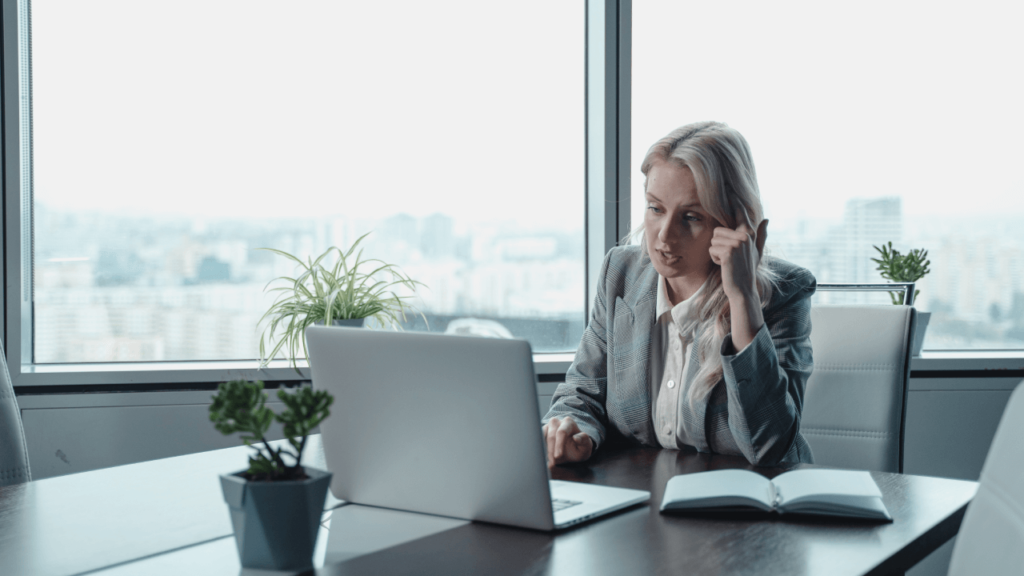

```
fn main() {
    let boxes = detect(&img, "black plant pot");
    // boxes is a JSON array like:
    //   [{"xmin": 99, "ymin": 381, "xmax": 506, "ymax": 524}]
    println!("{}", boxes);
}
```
[
  {"xmin": 330, "ymin": 318, "xmax": 365, "ymax": 327},
  {"xmin": 313, "ymin": 318, "xmax": 365, "ymax": 328},
  {"xmin": 220, "ymin": 467, "xmax": 332, "ymax": 570}
]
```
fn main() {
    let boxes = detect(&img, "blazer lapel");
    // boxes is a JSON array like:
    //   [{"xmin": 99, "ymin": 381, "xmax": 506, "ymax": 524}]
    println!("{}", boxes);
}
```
[{"xmin": 609, "ymin": 265, "xmax": 658, "ymax": 440}]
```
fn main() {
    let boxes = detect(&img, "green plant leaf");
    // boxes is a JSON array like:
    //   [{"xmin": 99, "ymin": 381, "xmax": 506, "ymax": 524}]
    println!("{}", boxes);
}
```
[
  {"xmin": 256, "ymin": 234, "xmax": 427, "ymax": 367},
  {"xmin": 872, "ymin": 241, "xmax": 932, "ymax": 305}
]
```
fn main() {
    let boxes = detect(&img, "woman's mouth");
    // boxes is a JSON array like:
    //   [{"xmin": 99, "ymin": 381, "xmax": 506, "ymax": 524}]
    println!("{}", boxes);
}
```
[{"xmin": 658, "ymin": 250, "xmax": 680, "ymax": 265}]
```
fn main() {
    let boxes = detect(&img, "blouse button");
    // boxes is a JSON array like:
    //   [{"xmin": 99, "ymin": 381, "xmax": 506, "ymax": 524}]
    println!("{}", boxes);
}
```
[{"xmin": 667, "ymin": 379, "xmax": 676, "ymax": 389}]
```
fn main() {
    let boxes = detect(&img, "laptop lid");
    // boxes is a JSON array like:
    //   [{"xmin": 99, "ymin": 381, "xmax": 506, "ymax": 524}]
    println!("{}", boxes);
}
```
[{"xmin": 306, "ymin": 326, "xmax": 556, "ymax": 531}]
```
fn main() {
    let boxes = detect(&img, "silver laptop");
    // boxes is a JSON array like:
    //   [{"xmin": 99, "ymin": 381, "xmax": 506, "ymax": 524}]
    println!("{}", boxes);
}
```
[{"xmin": 305, "ymin": 326, "xmax": 650, "ymax": 531}]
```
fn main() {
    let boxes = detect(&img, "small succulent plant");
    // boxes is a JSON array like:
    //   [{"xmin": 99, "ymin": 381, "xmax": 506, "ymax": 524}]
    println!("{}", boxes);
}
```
[
  {"xmin": 209, "ymin": 379, "xmax": 333, "ymax": 481},
  {"xmin": 872, "ymin": 241, "xmax": 931, "ymax": 305}
]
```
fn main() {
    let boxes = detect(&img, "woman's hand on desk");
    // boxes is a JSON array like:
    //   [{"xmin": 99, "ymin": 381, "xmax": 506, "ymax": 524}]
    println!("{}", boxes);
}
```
[{"xmin": 543, "ymin": 416, "xmax": 593, "ymax": 468}]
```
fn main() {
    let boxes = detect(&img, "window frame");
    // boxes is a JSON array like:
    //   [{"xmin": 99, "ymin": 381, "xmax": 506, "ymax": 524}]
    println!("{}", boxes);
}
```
[
  {"xmin": 1, "ymin": 0, "xmax": 632, "ymax": 388},
  {"xmin": 3, "ymin": 0, "xmax": 1014, "ymax": 391}
]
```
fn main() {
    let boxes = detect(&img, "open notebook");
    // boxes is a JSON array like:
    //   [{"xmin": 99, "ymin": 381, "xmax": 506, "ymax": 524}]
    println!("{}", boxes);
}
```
[{"xmin": 660, "ymin": 469, "xmax": 892, "ymax": 521}]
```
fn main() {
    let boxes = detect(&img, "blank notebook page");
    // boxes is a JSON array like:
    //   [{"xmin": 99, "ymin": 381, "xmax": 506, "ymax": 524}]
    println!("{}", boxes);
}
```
[{"xmin": 771, "ymin": 469, "xmax": 882, "ymax": 506}]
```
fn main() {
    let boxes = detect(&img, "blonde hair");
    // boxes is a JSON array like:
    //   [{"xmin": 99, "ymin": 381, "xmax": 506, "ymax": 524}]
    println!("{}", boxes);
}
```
[{"xmin": 637, "ymin": 121, "xmax": 778, "ymax": 405}]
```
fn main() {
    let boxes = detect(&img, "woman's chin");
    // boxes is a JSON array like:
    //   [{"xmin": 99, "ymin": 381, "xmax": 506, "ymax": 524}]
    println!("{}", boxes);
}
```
[{"xmin": 651, "ymin": 258, "xmax": 687, "ymax": 278}]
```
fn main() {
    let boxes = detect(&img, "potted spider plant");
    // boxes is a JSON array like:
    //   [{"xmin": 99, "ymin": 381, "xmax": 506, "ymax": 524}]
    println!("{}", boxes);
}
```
[
  {"xmin": 258, "ymin": 232, "xmax": 424, "ymax": 370},
  {"xmin": 872, "ymin": 241, "xmax": 932, "ymax": 356},
  {"xmin": 210, "ymin": 379, "xmax": 334, "ymax": 570}
]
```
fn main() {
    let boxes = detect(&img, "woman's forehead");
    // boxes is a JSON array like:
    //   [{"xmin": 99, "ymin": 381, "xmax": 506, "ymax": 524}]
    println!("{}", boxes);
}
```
[{"xmin": 646, "ymin": 161, "xmax": 702, "ymax": 207}]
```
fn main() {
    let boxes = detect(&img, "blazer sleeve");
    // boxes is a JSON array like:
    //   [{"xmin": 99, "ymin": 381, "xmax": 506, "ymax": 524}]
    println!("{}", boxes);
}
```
[
  {"xmin": 718, "ymin": 268, "xmax": 815, "ymax": 466},
  {"xmin": 542, "ymin": 254, "xmax": 611, "ymax": 451}
]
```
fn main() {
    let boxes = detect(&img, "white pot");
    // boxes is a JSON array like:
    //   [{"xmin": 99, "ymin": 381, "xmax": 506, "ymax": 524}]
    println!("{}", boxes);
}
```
[{"xmin": 911, "ymin": 311, "xmax": 931, "ymax": 357}]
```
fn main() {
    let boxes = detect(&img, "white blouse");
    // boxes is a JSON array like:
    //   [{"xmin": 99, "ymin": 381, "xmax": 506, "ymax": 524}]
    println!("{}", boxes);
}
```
[{"xmin": 650, "ymin": 276, "xmax": 707, "ymax": 450}]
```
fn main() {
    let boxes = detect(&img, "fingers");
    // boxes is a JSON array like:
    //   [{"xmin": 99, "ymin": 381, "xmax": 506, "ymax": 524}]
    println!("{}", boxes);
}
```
[
  {"xmin": 572, "ymin": 432, "xmax": 594, "ymax": 460},
  {"xmin": 709, "ymin": 233, "xmax": 744, "ymax": 265},
  {"xmin": 714, "ymin": 224, "xmax": 753, "ymax": 241},
  {"xmin": 554, "ymin": 417, "xmax": 579, "ymax": 460},
  {"xmin": 708, "ymin": 244, "xmax": 725, "ymax": 266},
  {"xmin": 544, "ymin": 417, "xmax": 560, "ymax": 467},
  {"xmin": 545, "ymin": 416, "xmax": 593, "ymax": 468},
  {"xmin": 711, "ymin": 221, "xmax": 765, "ymax": 261}
]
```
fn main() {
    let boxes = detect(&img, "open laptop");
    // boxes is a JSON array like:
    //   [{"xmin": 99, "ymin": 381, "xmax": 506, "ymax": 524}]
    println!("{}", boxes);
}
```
[{"xmin": 305, "ymin": 326, "xmax": 650, "ymax": 531}]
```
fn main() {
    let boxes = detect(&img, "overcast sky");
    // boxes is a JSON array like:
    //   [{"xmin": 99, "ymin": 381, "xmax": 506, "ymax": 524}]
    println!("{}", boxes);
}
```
[
  {"xmin": 31, "ymin": 1, "xmax": 584, "ymax": 227},
  {"xmin": 28, "ymin": 1, "xmax": 1023, "ymax": 235},
  {"xmin": 632, "ymin": 1, "xmax": 1024, "ymax": 231}
]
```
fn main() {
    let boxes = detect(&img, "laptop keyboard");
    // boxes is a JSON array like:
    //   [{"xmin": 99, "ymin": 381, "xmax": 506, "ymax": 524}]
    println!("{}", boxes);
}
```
[{"xmin": 552, "ymin": 498, "xmax": 583, "ymax": 512}]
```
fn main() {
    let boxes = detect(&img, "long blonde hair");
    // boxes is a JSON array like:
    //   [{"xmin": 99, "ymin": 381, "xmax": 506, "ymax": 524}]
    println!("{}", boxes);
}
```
[{"xmin": 637, "ymin": 121, "xmax": 778, "ymax": 405}]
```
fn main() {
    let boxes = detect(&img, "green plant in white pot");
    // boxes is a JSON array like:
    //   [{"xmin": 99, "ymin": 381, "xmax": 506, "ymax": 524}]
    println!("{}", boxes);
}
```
[
  {"xmin": 258, "ymin": 232, "xmax": 424, "ymax": 370},
  {"xmin": 210, "ymin": 379, "xmax": 334, "ymax": 570},
  {"xmin": 872, "ymin": 241, "xmax": 932, "ymax": 355}
]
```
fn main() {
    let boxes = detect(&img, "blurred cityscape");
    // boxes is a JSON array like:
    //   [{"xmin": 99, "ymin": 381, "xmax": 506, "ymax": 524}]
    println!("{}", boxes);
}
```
[
  {"xmin": 33, "ymin": 197, "xmax": 1024, "ymax": 363},
  {"xmin": 33, "ymin": 207, "xmax": 586, "ymax": 363},
  {"xmin": 770, "ymin": 197, "xmax": 1024, "ymax": 350}
]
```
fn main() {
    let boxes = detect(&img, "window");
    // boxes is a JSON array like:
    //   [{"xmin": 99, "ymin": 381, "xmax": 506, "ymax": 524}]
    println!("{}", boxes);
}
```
[
  {"xmin": 632, "ymin": 0, "xmax": 1024, "ymax": 350},
  {"xmin": 11, "ymin": 0, "xmax": 1018, "ymax": 390},
  {"xmin": 18, "ymin": 0, "xmax": 586, "ymax": 366}
]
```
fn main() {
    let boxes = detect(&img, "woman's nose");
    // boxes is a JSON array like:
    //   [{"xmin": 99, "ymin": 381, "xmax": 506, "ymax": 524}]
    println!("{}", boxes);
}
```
[{"xmin": 657, "ymin": 220, "xmax": 675, "ymax": 244}]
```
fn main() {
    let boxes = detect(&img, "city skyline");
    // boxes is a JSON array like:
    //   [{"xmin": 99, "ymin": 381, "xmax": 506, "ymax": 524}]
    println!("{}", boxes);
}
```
[
  {"xmin": 31, "ymin": 196, "xmax": 1024, "ymax": 364},
  {"xmin": 32, "ymin": 205, "xmax": 587, "ymax": 363}
]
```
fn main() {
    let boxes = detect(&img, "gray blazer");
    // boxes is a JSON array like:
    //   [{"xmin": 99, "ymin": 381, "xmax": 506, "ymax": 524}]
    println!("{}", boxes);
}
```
[{"xmin": 544, "ymin": 246, "xmax": 816, "ymax": 466}]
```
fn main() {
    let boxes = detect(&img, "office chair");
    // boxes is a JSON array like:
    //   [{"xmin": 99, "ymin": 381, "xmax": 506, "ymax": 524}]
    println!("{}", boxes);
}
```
[
  {"xmin": 0, "ymin": 340, "xmax": 31, "ymax": 486},
  {"xmin": 800, "ymin": 283, "xmax": 917, "ymax": 473},
  {"xmin": 947, "ymin": 381, "xmax": 1024, "ymax": 575}
]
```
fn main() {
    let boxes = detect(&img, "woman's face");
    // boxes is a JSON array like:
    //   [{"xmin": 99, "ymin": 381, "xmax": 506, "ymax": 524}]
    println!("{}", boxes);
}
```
[{"xmin": 643, "ymin": 159, "xmax": 717, "ymax": 284}]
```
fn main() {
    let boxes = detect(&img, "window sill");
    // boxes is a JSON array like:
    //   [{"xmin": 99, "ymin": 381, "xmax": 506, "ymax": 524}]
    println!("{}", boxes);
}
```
[
  {"xmin": 13, "ymin": 353, "xmax": 577, "ymax": 389},
  {"xmin": 911, "ymin": 351, "xmax": 1024, "ymax": 374},
  {"xmin": 14, "ymin": 351, "xmax": 1024, "ymax": 390}
]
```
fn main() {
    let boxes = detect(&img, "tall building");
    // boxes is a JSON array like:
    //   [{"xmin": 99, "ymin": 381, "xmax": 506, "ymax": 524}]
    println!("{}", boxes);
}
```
[
  {"xmin": 420, "ymin": 213, "xmax": 456, "ymax": 259},
  {"xmin": 842, "ymin": 197, "xmax": 902, "ymax": 287}
]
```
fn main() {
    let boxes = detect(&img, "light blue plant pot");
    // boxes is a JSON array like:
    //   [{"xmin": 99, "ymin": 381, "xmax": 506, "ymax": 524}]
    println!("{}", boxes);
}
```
[{"xmin": 220, "ymin": 467, "xmax": 332, "ymax": 571}]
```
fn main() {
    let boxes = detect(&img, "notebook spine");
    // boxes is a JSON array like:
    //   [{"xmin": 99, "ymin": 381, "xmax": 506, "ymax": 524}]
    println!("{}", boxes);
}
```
[{"xmin": 770, "ymin": 483, "xmax": 782, "ymax": 511}]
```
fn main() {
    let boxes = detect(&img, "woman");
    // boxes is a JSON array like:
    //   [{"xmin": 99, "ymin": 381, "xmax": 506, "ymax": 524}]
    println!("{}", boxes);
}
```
[{"xmin": 542, "ymin": 121, "xmax": 815, "ymax": 467}]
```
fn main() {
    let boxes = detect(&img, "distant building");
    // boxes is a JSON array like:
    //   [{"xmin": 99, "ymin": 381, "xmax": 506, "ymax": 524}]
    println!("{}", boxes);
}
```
[
  {"xmin": 842, "ymin": 197, "xmax": 902, "ymax": 286},
  {"xmin": 420, "ymin": 213, "xmax": 455, "ymax": 259}
]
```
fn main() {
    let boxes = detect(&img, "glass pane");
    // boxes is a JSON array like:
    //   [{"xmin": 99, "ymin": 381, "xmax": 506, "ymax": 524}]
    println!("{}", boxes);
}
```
[
  {"xmin": 31, "ymin": 0, "xmax": 585, "ymax": 362},
  {"xmin": 632, "ymin": 0, "xmax": 1024, "ymax": 350}
]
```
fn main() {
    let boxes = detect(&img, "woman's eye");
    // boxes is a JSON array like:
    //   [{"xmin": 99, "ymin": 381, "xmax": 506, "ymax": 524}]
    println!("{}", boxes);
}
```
[
  {"xmin": 646, "ymin": 204, "xmax": 663, "ymax": 214},
  {"xmin": 683, "ymin": 214, "xmax": 700, "ymax": 222}
]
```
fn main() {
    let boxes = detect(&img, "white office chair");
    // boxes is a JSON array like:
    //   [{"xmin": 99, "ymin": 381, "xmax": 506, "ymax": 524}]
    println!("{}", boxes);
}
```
[
  {"xmin": 801, "ymin": 283, "xmax": 917, "ymax": 473},
  {"xmin": 0, "ymin": 340, "xmax": 31, "ymax": 486},
  {"xmin": 946, "ymin": 382, "xmax": 1024, "ymax": 575}
]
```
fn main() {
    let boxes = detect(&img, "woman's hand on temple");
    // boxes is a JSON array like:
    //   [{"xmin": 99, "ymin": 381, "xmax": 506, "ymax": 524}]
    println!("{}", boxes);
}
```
[
  {"xmin": 543, "ymin": 416, "xmax": 594, "ymax": 468},
  {"xmin": 709, "ymin": 218, "xmax": 768, "ymax": 302},
  {"xmin": 710, "ymin": 218, "xmax": 769, "ymax": 351}
]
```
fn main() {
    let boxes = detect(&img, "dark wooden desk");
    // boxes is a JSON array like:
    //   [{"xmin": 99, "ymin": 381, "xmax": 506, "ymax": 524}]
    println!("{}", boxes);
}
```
[
  {"xmin": 311, "ymin": 445, "xmax": 976, "ymax": 576},
  {"xmin": 0, "ymin": 437, "xmax": 329, "ymax": 576},
  {"xmin": 0, "ymin": 439, "xmax": 976, "ymax": 576}
]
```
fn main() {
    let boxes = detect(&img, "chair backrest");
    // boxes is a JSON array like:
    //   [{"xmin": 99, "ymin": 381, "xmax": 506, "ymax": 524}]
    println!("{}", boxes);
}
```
[
  {"xmin": 0, "ymin": 340, "xmax": 31, "ymax": 486},
  {"xmin": 947, "ymin": 382, "xmax": 1024, "ymax": 575},
  {"xmin": 801, "ymin": 305, "xmax": 916, "ymax": 473}
]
